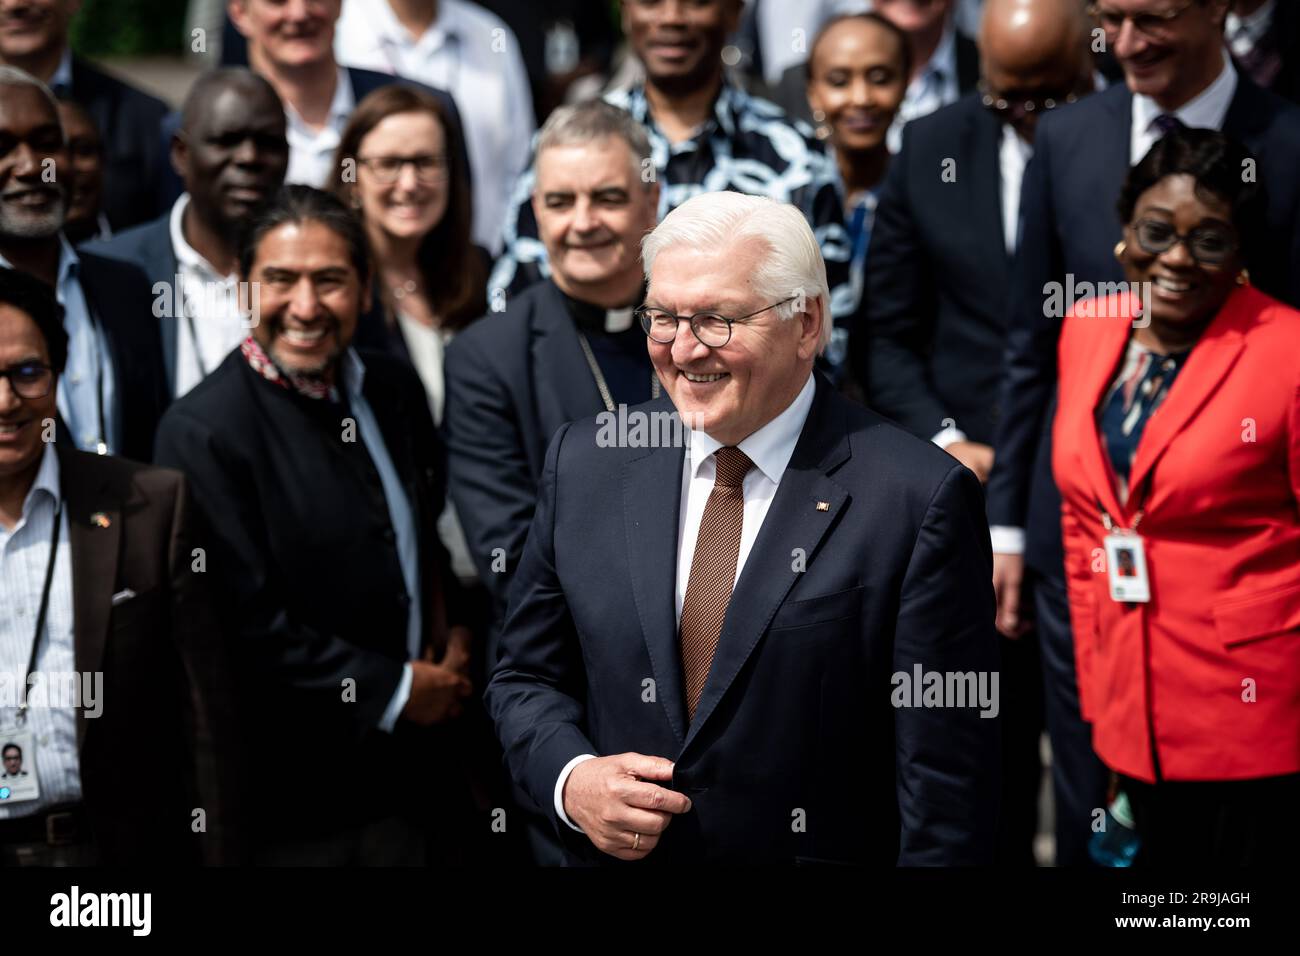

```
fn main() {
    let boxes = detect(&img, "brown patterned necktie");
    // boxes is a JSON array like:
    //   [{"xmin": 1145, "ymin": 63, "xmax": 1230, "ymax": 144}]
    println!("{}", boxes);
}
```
[{"xmin": 680, "ymin": 446, "xmax": 754, "ymax": 720}]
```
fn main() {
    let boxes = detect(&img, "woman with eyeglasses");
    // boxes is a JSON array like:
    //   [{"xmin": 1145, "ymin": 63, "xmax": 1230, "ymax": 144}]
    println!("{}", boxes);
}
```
[
  {"xmin": 1052, "ymin": 127, "xmax": 1300, "ymax": 865},
  {"xmin": 331, "ymin": 85, "xmax": 488, "ymax": 591}
]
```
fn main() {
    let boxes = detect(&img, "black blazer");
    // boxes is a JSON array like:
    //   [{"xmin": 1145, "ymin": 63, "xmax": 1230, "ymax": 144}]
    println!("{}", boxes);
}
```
[
  {"xmin": 72, "ymin": 249, "xmax": 170, "ymax": 463},
  {"xmin": 441, "ymin": 280, "xmax": 631, "ymax": 627},
  {"xmin": 69, "ymin": 57, "xmax": 168, "ymax": 231},
  {"xmin": 986, "ymin": 77, "xmax": 1300, "ymax": 577},
  {"xmin": 153, "ymin": 349, "xmax": 468, "ymax": 839},
  {"xmin": 83, "ymin": 214, "xmax": 182, "ymax": 394},
  {"xmin": 485, "ymin": 374, "xmax": 1000, "ymax": 865},
  {"xmin": 865, "ymin": 92, "xmax": 1013, "ymax": 446},
  {"xmin": 1230, "ymin": 1, "xmax": 1300, "ymax": 104},
  {"xmin": 58, "ymin": 442, "xmax": 241, "ymax": 864},
  {"xmin": 154, "ymin": 68, "xmax": 470, "ymax": 210}
]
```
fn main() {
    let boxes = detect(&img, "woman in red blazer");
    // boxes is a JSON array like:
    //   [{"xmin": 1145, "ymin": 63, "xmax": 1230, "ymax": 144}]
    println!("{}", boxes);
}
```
[{"xmin": 1053, "ymin": 128, "xmax": 1300, "ymax": 865}]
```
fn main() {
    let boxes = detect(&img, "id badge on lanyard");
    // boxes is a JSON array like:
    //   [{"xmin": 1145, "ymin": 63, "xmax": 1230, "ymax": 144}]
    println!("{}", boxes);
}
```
[{"xmin": 1099, "ymin": 493, "xmax": 1150, "ymax": 604}]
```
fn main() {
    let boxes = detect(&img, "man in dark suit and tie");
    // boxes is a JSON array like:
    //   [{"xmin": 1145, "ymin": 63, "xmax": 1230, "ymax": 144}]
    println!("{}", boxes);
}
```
[
  {"xmin": 865, "ymin": 0, "xmax": 1096, "ymax": 865},
  {"xmin": 986, "ymin": 0, "xmax": 1300, "ymax": 865},
  {"xmin": 0, "ymin": 67, "xmax": 168, "ymax": 462},
  {"xmin": 0, "ymin": 267, "xmax": 238, "ymax": 865},
  {"xmin": 0, "ymin": 0, "xmax": 168, "ymax": 231},
  {"xmin": 443, "ymin": 100, "xmax": 660, "ymax": 638},
  {"xmin": 89, "ymin": 68, "xmax": 288, "ymax": 399},
  {"xmin": 486, "ymin": 191, "xmax": 1000, "ymax": 865}
]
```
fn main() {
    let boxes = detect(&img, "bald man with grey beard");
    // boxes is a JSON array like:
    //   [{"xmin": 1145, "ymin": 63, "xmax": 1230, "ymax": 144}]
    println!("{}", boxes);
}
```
[
  {"xmin": 865, "ymin": 0, "xmax": 1100, "ymax": 865},
  {"xmin": 88, "ymin": 69, "xmax": 289, "ymax": 398}
]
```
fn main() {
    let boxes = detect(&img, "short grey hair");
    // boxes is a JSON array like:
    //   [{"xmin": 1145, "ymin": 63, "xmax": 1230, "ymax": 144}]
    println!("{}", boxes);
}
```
[
  {"xmin": 642, "ymin": 191, "xmax": 832, "ymax": 352},
  {"xmin": 0, "ymin": 66, "xmax": 60, "ymax": 119},
  {"xmin": 535, "ymin": 100, "xmax": 653, "ymax": 188}
]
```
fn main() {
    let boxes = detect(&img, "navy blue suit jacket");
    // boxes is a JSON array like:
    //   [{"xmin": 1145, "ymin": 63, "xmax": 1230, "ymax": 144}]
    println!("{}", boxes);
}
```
[
  {"xmin": 485, "ymin": 374, "xmax": 1001, "ymax": 864},
  {"xmin": 865, "ymin": 93, "xmax": 1014, "ymax": 446},
  {"xmin": 986, "ymin": 77, "xmax": 1300, "ymax": 578}
]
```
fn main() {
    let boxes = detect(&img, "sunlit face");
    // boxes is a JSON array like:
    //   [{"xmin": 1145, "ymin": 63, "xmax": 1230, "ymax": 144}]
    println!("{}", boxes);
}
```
[
  {"xmin": 0, "ymin": 85, "xmax": 66, "ymax": 240},
  {"xmin": 0, "ymin": 303, "xmax": 56, "ymax": 481},
  {"xmin": 532, "ymin": 137, "xmax": 659, "ymax": 296},
  {"xmin": 646, "ymin": 240, "xmax": 821, "ymax": 446},
  {"xmin": 1120, "ymin": 173, "xmax": 1241, "ymax": 331},
  {"xmin": 1100, "ymin": 0, "xmax": 1230, "ymax": 106},
  {"xmin": 0, "ymin": 0, "xmax": 78, "ymax": 62},
  {"xmin": 807, "ymin": 18, "xmax": 908, "ymax": 154},
  {"xmin": 621, "ymin": 0, "xmax": 741, "ymax": 93},
  {"xmin": 230, "ymin": 0, "xmax": 339, "ymax": 70},
  {"xmin": 354, "ymin": 110, "xmax": 449, "ymax": 244},
  {"xmin": 247, "ymin": 220, "xmax": 365, "ymax": 376}
]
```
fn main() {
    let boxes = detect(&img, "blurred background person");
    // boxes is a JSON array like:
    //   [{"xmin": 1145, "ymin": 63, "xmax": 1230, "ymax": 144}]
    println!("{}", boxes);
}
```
[
  {"xmin": 873, "ymin": 0, "xmax": 981, "ymax": 151},
  {"xmin": 987, "ymin": 0, "xmax": 1300, "ymax": 866},
  {"xmin": 1226, "ymin": 0, "xmax": 1299, "ymax": 103},
  {"xmin": 0, "ymin": 267, "xmax": 239, "ymax": 865},
  {"xmin": 491, "ymin": 0, "xmax": 856, "ymax": 384},
  {"xmin": 1054, "ymin": 129, "xmax": 1300, "ymax": 865},
  {"xmin": 333, "ymin": 0, "xmax": 534, "ymax": 254},
  {"xmin": 0, "ymin": 0, "xmax": 167, "ymax": 231},
  {"xmin": 0, "ymin": 67, "xmax": 166, "ymax": 461},
  {"xmin": 155, "ymin": 185, "xmax": 482, "ymax": 865},
  {"xmin": 805, "ymin": 9, "xmax": 909, "ymax": 382},
  {"xmin": 90, "ymin": 69, "xmax": 288, "ymax": 398},
  {"xmin": 53, "ymin": 95, "xmax": 107, "ymax": 244},
  {"xmin": 866, "ymin": 0, "xmax": 1095, "ymax": 865}
]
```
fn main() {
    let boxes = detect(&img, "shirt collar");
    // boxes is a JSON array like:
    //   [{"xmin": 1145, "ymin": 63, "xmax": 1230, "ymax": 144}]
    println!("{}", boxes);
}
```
[
  {"xmin": 688, "ymin": 372, "xmax": 816, "ymax": 486},
  {"xmin": 1132, "ymin": 53, "xmax": 1237, "ymax": 137},
  {"xmin": 286, "ymin": 67, "xmax": 354, "ymax": 132},
  {"xmin": 621, "ymin": 77, "xmax": 740, "ymax": 142},
  {"xmin": 0, "ymin": 233, "xmax": 77, "ymax": 283},
  {"xmin": 50, "ymin": 47, "xmax": 72, "ymax": 92},
  {"xmin": 23, "ymin": 439, "xmax": 61, "ymax": 519},
  {"xmin": 169, "ymin": 193, "xmax": 232, "ymax": 280},
  {"xmin": 339, "ymin": 347, "xmax": 366, "ymax": 401},
  {"xmin": 926, "ymin": 19, "xmax": 958, "ymax": 85},
  {"xmin": 372, "ymin": 0, "xmax": 461, "ymax": 51}
]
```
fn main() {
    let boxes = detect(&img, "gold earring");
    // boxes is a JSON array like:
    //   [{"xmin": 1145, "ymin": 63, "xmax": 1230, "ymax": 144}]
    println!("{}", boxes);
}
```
[
  {"xmin": 1114, "ymin": 240, "xmax": 1126, "ymax": 260},
  {"xmin": 1236, "ymin": 268, "xmax": 1250, "ymax": 286},
  {"xmin": 811, "ymin": 108, "xmax": 831, "ymax": 141}
]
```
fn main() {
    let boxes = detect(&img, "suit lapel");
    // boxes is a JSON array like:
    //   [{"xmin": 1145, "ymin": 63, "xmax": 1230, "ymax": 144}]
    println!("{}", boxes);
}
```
[
  {"xmin": 683, "ymin": 378, "xmax": 851, "ymax": 752},
  {"xmin": 1074, "ymin": 310, "xmax": 1133, "ymax": 524},
  {"xmin": 622, "ymin": 423, "xmax": 689, "ymax": 744},
  {"xmin": 531, "ymin": 282, "xmax": 608, "ymax": 431},
  {"xmin": 58, "ymin": 445, "xmax": 120, "ymax": 750},
  {"xmin": 1124, "ymin": 288, "xmax": 1253, "ymax": 505},
  {"xmin": 965, "ymin": 105, "xmax": 1010, "ymax": 269}
]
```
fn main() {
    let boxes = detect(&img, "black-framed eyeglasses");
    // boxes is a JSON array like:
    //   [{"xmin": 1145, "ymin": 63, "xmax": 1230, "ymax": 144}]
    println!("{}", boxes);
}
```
[
  {"xmin": 1087, "ymin": 0, "xmax": 1197, "ymax": 38},
  {"xmin": 978, "ymin": 81, "xmax": 1079, "ymax": 119},
  {"xmin": 637, "ymin": 296, "xmax": 798, "ymax": 348},
  {"xmin": 0, "ymin": 362, "xmax": 53, "ymax": 399},
  {"xmin": 356, "ymin": 153, "xmax": 449, "ymax": 184},
  {"xmin": 1131, "ymin": 218, "xmax": 1238, "ymax": 266}
]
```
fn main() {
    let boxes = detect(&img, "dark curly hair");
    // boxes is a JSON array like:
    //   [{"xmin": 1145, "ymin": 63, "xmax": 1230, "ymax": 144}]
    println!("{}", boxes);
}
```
[
  {"xmin": 1118, "ymin": 127, "xmax": 1265, "ymax": 269},
  {"xmin": 238, "ymin": 184, "xmax": 371, "ymax": 283}
]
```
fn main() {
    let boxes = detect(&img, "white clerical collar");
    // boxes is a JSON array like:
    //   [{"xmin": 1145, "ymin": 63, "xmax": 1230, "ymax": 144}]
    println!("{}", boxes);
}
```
[{"xmin": 689, "ymin": 372, "xmax": 816, "ymax": 486}]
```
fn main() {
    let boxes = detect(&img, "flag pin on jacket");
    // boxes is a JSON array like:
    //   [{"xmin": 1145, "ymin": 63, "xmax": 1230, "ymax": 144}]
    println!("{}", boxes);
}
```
[
  {"xmin": 815, "ymin": 501, "xmax": 830, "ymax": 512},
  {"xmin": 90, "ymin": 512, "xmax": 111, "ymax": 528}
]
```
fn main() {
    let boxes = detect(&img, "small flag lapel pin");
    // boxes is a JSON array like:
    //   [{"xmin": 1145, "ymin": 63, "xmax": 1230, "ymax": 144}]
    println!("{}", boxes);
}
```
[{"xmin": 90, "ymin": 512, "xmax": 111, "ymax": 528}]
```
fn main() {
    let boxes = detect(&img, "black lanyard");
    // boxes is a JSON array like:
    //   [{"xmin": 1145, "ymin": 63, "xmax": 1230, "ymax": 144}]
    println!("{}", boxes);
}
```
[
  {"xmin": 16, "ymin": 500, "xmax": 63, "ymax": 725},
  {"xmin": 1096, "ymin": 475, "xmax": 1153, "ymax": 533}
]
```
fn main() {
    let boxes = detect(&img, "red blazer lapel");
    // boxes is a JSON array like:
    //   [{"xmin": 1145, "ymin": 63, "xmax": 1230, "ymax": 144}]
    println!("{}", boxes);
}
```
[{"xmin": 1068, "ymin": 295, "xmax": 1134, "ymax": 525}]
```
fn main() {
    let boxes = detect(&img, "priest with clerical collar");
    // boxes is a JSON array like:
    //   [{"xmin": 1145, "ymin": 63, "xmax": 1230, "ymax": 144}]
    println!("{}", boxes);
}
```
[{"xmin": 443, "ymin": 100, "xmax": 662, "ymax": 634}]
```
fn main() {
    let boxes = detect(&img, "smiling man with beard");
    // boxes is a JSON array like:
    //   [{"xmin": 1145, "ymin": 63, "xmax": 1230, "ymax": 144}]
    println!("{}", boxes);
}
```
[
  {"xmin": 0, "ymin": 66, "xmax": 166, "ymax": 462},
  {"xmin": 89, "ymin": 69, "xmax": 289, "ymax": 398},
  {"xmin": 154, "ymin": 185, "xmax": 479, "ymax": 864}
]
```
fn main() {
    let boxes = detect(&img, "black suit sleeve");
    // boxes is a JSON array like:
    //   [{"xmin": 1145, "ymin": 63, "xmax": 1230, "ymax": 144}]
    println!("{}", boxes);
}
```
[
  {"xmin": 985, "ymin": 133, "xmax": 1062, "ymax": 530},
  {"xmin": 483, "ymin": 421, "xmax": 595, "ymax": 831},
  {"xmin": 442, "ymin": 332, "xmax": 541, "ymax": 620},
  {"xmin": 893, "ymin": 464, "xmax": 1000, "ymax": 865},
  {"xmin": 154, "ymin": 411, "xmax": 405, "ymax": 731},
  {"xmin": 865, "ymin": 128, "xmax": 947, "ymax": 440}
]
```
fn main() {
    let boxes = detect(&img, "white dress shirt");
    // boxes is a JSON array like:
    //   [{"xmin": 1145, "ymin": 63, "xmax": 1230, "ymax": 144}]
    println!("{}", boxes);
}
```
[
  {"xmin": 554, "ymin": 373, "xmax": 818, "ymax": 830},
  {"xmin": 0, "ymin": 236, "xmax": 117, "ymax": 455},
  {"xmin": 284, "ymin": 66, "xmax": 355, "ymax": 188},
  {"xmin": 888, "ymin": 18, "xmax": 961, "ymax": 154},
  {"xmin": 1130, "ymin": 53, "xmax": 1237, "ymax": 165},
  {"xmin": 334, "ymin": 0, "xmax": 535, "ymax": 253},
  {"xmin": 0, "ymin": 443, "xmax": 82, "ymax": 818},
  {"xmin": 170, "ymin": 194, "xmax": 250, "ymax": 397}
]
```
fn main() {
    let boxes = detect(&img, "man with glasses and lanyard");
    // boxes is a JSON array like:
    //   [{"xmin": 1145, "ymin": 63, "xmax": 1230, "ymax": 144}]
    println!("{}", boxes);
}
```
[
  {"xmin": 0, "ymin": 67, "xmax": 167, "ymax": 463},
  {"xmin": 986, "ymin": 0, "xmax": 1300, "ymax": 864},
  {"xmin": 0, "ymin": 267, "xmax": 238, "ymax": 865}
]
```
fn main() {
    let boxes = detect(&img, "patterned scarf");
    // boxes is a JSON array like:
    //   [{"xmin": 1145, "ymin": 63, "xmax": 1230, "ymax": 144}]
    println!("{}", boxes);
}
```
[{"xmin": 239, "ymin": 336, "xmax": 333, "ymax": 400}]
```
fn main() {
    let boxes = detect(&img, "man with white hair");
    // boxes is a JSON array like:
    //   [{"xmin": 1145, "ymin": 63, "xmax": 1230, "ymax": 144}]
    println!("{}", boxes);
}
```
[{"xmin": 485, "ymin": 191, "xmax": 999, "ymax": 864}]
